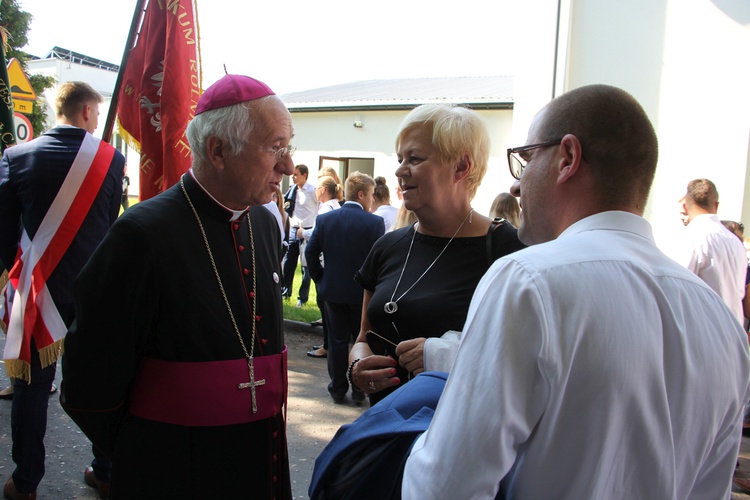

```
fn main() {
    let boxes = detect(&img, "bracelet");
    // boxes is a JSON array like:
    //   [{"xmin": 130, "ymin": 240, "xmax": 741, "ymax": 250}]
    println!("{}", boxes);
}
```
[{"xmin": 347, "ymin": 358, "xmax": 362, "ymax": 392}]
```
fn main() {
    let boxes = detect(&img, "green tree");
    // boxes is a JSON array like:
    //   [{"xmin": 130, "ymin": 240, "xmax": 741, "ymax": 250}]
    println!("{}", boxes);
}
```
[{"xmin": 0, "ymin": 0, "xmax": 55, "ymax": 137}]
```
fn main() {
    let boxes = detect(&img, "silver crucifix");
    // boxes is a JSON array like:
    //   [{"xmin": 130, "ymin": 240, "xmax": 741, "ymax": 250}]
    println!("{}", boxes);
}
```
[{"xmin": 238, "ymin": 360, "xmax": 265, "ymax": 413}]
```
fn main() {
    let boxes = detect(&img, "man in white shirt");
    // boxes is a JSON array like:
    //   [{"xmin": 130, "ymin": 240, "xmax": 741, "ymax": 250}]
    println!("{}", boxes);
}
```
[
  {"xmin": 281, "ymin": 164, "xmax": 317, "ymax": 306},
  {"xmin": 402, "ymin": 84, "xmax": 750, "ymax": 499},
  {"xmin": 679, "ymin": 178, "xmax": 747, "ymax": 324}
]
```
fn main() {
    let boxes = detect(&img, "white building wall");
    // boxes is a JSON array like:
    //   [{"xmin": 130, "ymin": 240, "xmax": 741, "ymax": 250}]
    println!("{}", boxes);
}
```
[
  {"xmin": 289, "ymin": 108, "xmax": 515, "ymax": 216},
  {"xmin": 510, "ymin": 0, "xmax": 750, "ymax": 256}
]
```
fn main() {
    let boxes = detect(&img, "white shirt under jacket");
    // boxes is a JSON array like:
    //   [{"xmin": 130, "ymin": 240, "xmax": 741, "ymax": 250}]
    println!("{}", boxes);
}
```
[{"xmin": 403, "ymin": 211, "xmax": 750, "ymax": 500}]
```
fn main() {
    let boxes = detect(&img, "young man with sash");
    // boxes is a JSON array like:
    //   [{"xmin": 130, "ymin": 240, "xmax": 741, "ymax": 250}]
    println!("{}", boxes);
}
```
[
  {"xmin": 0, "ymin": 81, "xmax": 124, "ymax": 500},
  {"xmin": 61, "ymin": 74, "xmax": 295, "ymax": 499}
]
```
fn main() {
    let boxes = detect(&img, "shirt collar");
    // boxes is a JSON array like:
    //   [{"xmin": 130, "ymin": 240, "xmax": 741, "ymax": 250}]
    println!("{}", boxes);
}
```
[
  {"xmin": 343, "ymin": 201, "xmax": 364, "ymax": 210},
  {"xmin": 189, "ymin": 169, "xmax": 248, "ymax": 221},
  {"xmin": 558, "ymin": 211, "xmax": 655, "ymax": 243}
]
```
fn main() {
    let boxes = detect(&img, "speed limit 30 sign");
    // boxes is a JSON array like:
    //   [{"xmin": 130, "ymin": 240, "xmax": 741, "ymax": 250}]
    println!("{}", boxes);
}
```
[{"xmin": 13, "ymin": 112, "xmax": 33, "ymax": 144}]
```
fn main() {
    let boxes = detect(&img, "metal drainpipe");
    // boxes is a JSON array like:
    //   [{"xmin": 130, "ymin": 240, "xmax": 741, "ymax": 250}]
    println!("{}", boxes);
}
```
[{"xmin": 552, "ymin": 0, "xmax": 563, "ymax": 100}]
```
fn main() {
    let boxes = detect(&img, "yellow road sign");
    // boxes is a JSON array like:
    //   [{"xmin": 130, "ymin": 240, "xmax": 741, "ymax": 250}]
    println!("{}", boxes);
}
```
[
  {"xmin": 7, "ymin": 58, "xmax": 36, "ymax": 101},
  {"xmin": 13, "ymin": 100, "xmax": 32, "ymax": 114}
]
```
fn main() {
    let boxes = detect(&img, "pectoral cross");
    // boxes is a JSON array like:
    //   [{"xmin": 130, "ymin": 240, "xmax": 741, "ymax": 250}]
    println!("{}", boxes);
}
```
[{"xmin": 238, "ymin": 360, "xmax": 265, "ymax": 413}]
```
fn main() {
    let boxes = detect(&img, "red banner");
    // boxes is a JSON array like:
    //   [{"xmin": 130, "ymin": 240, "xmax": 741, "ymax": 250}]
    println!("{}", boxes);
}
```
[{"xmin": 117, "ymin": 0, "xmax": 201, "ymax": 201}]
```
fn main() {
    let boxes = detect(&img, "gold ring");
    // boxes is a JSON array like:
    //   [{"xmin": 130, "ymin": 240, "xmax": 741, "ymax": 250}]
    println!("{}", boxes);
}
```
[{"xmin": 368, "ymin": 381, "xmax": 376, "ymax": 391}]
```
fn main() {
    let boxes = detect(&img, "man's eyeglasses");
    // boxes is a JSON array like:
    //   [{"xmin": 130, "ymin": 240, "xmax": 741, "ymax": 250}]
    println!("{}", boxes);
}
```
[
  {"xmin": 269, "ymin": 144, "xmax": 297, "ymax": 161},
  {"xmin": 507, "ymin": 139, "xmax": 562, "ymax": 180}
]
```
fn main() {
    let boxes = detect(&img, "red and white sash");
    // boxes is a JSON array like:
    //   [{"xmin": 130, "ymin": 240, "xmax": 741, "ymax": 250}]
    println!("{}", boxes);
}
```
[{"xmin": 2, "ymin": 133, "xmax": 115, "ymax": 381}]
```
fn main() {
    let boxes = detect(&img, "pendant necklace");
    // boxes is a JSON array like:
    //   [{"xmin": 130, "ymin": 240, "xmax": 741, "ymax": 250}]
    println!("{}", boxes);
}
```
[
  {"xmin": 181, "ymin": 179, "xmax": 264, "ymax": 413},
  {"xmin": 384, "ymin": 208, "xmax": 473, "ymax": 314}
]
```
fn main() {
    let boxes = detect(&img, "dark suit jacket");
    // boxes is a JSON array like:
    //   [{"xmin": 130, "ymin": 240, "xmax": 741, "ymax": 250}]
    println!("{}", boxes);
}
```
[
  {"xmin": 306, "ymin": 202, "xmax": 385, "ymax": 304},
  {"xmin": 0, "ymin": 125, "xmax": 124, "ymax": 322}
]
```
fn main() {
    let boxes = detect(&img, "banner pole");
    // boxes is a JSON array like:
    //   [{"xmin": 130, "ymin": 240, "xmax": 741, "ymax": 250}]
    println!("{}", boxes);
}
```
[{"xmin": 102, "ymin": 0, "xmax": 148, "ymax": 144}]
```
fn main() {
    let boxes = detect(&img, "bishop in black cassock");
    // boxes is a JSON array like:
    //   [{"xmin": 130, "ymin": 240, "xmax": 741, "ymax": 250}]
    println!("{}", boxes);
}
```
[{"xmin": 61, "ymin": 74, "xmax": 296, "ymax": 499}]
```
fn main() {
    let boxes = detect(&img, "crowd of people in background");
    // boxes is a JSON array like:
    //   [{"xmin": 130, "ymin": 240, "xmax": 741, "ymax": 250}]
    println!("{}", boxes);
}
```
[{"xmin": 2, "ymin": 75, "xmax": 750, "ymax": 499}]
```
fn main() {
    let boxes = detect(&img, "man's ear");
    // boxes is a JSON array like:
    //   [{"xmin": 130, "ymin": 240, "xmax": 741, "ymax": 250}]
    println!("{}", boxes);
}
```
[
  {"xmin": 82, "ymin": 104, "xmax": 91, "ymax": 122},
  {"xmin": 454, "ymin": 154, "xmax": 471, "ymax": 183},
  {"xmin": 206, "ymin": 136, "xmax": 225, "ymax": 170},
  {"xmin": 556, "ymin": 134, "xmax": 583, "ymax": 185}
]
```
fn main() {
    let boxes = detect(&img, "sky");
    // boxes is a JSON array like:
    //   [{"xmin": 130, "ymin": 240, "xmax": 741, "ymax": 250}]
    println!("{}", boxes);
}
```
[{"xmin": 21, "ymin": 0, "xmax": 519, "ymax": 95}]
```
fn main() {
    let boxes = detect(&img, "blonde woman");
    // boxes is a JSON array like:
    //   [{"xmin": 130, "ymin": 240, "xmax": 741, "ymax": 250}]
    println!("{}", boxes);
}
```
[
  {"xmin": 318, "ymin": 166, "xmax": 344, "ymax": 203},
  {"xmin": 489, "ymin": 192, "xmax": 521, "ymax": 227},
  {"xmin": 349, "ymin": 104, "xmax": 525, "ymax": 404}
]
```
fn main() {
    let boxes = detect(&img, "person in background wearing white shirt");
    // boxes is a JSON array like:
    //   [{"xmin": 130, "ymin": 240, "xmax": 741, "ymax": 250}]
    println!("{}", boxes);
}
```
[
  {"xmin": 305, "ymin": 176, "xmax": 344, "ymax": 359},
  {"xmin": 402, "ymin": 84, "xmax": 750, "ymax": 500},
  {"xmin": 281, "ymin": 164, "xmax": 318, "ymax": 306},
  {"xmin": 370, "ymin": 176, "xmax": 398, "ymax": 232},
  {"xmin": 679, "ymin": 178, "xmax": 747, "ymax": 325},
  {"xmin": 262, "ymin": 188, "xmax": 286, "ymax": 250}
]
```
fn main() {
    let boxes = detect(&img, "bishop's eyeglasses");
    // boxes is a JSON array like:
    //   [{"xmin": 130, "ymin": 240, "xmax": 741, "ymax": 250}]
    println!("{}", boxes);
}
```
[
  {"xmin": 268, "ymin": 144, "xmax": 297, "ymax": 161},
  {"xmin": 507, "ymin": 139, "xmax": 562, "ymax": 180}
]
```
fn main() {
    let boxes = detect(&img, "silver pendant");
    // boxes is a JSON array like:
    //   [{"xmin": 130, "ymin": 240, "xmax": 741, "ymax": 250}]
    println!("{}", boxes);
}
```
[{"xmin": 384, "ymin": 301, "xmax": 398, "ymax": 314}]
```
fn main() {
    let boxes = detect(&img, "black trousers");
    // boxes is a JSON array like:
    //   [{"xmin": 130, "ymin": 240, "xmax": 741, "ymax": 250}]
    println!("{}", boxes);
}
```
[{"xmin": 325, "ymin": 302, "xmax": 363, "ymax": 398}]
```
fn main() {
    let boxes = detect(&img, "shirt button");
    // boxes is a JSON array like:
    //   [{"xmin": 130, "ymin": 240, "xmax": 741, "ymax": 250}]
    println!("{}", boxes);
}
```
[
  {"xmin": 243, "ymin": 268, "xmax": 249, "ymax": 275},
  {"xmin": 256, "ymin": 315, "xmax": 262, "ymax": 322},
  {"xmin": 233, "ymin": 223, "xmax": 240, "ymax": 230},
  {"xmin": 261, "ymin": 338, "xmax": 268, "ymax": 345},
  {"xmin": 238, "ymin": 245, "xmax": 245, "ymax": 251},
  {"xmin": 273, "ymin": 431, "xmax": 278, "ymax": 438}
]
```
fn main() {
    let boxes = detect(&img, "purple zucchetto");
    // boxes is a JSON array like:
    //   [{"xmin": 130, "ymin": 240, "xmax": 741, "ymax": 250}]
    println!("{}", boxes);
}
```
[{"xmin": 195, "ymin": 74, "xmax": 275, "ymax": 115}]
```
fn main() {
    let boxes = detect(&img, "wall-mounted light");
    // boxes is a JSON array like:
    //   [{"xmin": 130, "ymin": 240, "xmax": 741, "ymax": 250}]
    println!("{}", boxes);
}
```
[{"xmin": 353, "ymin": 117, "xmax": 364, "ymax": 128}]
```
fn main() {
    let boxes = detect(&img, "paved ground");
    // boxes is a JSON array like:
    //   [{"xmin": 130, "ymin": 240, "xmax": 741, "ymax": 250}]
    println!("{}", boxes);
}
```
[
  {"xmin": 0, "ymin": 322, "xmax": 366, "ymax": 499},
  {"xmin": 1, "ymin": 323, "xmax": 750, "ymax": 498}
]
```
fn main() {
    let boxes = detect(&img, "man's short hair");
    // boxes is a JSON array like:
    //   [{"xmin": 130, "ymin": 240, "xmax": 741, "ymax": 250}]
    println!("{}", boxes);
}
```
[
  {"xmin": 685, "ymin": 178, "xmax": 719, "ymax": 210},
  {"xmin": 55, "ymin": 81, "xmax": 103, "ymax": 119},
  {"xmin": 345, "ymin": 171, "xmax": 375, "ymax": 202},
  {"xmin": 296, "ymin": 164, "xmax": 309, "ymax": 177},
  {"xmin": 395, "ymin": 104, "xmax": 490, "ymax": 200},
  {"xmin": 537, "ymin": 84, "xmax": 659, "ymax": 210}
]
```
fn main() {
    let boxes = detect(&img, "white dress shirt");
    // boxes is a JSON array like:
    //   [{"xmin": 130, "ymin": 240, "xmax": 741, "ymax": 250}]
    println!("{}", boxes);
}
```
[
  {"xmin": 261, "ymin": 201, "xmax": 285, "ymax": 246},
  {"xmin": 680, "ymin": 213, "xmax": 747, "ymax": 324},
  {"xmin": 373, "ymin": 204, "xmax": 399, "ymax": 232},
  {"xmin": 403, "ymin": 211, "xmax": 750, "ymax": 500},
  {"xmin": 290, "ymin": 181, "xmax": 318, "ymax": 229}
]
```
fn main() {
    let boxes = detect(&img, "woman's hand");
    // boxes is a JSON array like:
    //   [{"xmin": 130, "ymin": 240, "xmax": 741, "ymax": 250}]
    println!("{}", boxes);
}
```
[
  {"xmin": 395, "ymin": 338, "xmax": 426, "ymax": 375},
  {"xmin": 351, "ymin": 354, "xmax": 400, "ymax": 395}
]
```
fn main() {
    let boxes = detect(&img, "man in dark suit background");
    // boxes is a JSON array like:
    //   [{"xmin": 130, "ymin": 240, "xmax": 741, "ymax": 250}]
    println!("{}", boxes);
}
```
[
  {"xmin": 0, "ymin": 81, "xmax": 124, "ymax": 499},
  {"xmin": 306, "ymin": 172, "xmax": 385, "ymax": 404}
]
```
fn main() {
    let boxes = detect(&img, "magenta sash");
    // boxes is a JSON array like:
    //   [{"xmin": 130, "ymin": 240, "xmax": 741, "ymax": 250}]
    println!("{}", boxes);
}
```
[{"xmin": 128, "ymin": 347, "xmax": 287, "ymax": 426}]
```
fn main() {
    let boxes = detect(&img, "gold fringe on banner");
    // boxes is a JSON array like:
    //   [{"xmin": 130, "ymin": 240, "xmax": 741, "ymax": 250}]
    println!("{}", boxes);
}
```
[
  {"xmin": 4, "ymin": 339, "xmax": 63, "ymax": 383},
  {"xmin": 116, "ymin": 116, "xmax": 142, "ymax": 154}
]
